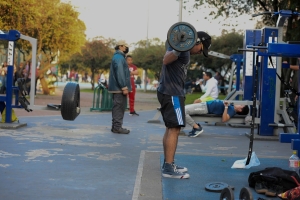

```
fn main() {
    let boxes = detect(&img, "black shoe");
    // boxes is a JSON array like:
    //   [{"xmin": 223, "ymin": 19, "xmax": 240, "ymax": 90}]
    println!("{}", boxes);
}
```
[
  {"xmin": 265, "ymin": 184, "xmax": 283, "ymax": 197},
  {"xmin": 111, "ymin": 128, "xmax": 130, "ymax": 134},
  {"xmin": 129, "ymin": 111, "xmax": 139, "ymax": 116},
  {"xmin": 255, "ymin": 182, "xmax": 268, "ymax": 194}
]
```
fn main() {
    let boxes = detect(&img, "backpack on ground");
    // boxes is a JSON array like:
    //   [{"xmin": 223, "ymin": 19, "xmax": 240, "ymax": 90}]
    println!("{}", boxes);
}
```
[{"xmin": 248, "ymin": 167, "xmax": 300, "ymax": 195}]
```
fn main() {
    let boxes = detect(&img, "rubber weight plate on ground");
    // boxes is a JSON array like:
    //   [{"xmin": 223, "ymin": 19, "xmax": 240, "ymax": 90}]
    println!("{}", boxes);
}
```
[
  {"xmin": 167, "ymin": 22, "xmax": 197, "ymax": 52},
  {"xmin": 239, "ymin": 187, "xmax": 253, "ymax": 200},
  {"xmin": 220, "ymin": 187, "xmax": 234, "ymax": 200},
  {"xmin": 205, "ymin": 182, "xmax": 229, "ymax": 193},
  {"xmin": 61, "ymin": 82, "xmax": 80, "ymax": 121}
]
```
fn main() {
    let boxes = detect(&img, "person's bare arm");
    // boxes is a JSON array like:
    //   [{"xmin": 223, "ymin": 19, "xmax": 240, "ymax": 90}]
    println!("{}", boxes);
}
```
[
  {"xmin": 283, "ymin": 59, "xmax": 300, "ymax": 70},
  {"xmin": 222, "ymin": 101, "xmax": 231, "ymax": 122},
  {"xmin": 163, "ymin": 50, "xmax": 180, "ymax": 65},
  {"xmin": 130, "ymin": 70, "xmax": 138, "ymax": 75},
  {"xmin": 290, "ymin": 65, "xmax": 299, "ymax": 70}
]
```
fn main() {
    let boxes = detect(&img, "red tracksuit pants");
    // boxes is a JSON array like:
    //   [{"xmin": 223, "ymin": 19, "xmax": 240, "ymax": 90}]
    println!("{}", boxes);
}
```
[{"xmin": 128, "ymin": 83, "xmax": 136, "ymax": 112}]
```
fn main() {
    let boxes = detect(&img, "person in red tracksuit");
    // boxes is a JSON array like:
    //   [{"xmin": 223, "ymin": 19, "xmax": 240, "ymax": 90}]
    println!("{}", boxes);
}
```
[{"xmin": 126, "ymin": 55, "xmax": 139, "ymax": 116}]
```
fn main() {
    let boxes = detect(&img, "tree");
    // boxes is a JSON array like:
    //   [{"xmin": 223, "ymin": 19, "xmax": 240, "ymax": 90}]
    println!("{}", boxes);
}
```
[
  {"xmin": 131, "ymin": 38, "xmax": 165, "ymax": 90},
  {"xmin": 192, "ymin": 0, "xmax": 300, "ymax": 96},
  {"xmin": 188, "ymin": 31, "xmax": 243, "ymax": 80},
  {"xmin": 191, "ymin": 0, "xmax": 300, "ymax": 41},
  {"xmin": 0, "ymin": 0, "xmax": 86, "ymax": 94},
  {"xmin": 69, "ymin": 37, "xmax": 113, "ymax": 90}
]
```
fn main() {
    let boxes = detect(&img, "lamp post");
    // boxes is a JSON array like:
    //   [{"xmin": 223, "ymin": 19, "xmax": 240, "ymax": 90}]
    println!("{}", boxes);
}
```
[
  {"xmin": 143, "ymin": 0, "xmax": 150, "ymax": 92},
  {"xmin": 178, "ymin": 0, "xmax": 183, "ymax": 22}
]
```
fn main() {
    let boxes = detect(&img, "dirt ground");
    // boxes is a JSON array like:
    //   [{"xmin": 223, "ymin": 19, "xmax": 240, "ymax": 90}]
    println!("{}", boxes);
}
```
[{"xmin": 14, "ymin": 86, "xmax": 160, "ymax": 117}]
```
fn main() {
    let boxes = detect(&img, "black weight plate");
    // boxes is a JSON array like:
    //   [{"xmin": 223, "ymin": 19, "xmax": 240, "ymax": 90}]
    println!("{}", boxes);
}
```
[
  {"xmin": 239, "ymin": 187, "xmax": 253, "ymax": 200},
  {"xmin": 220, "ymin": 187, "xmax": 234, "ymax": 200},
  {"xmin": 61, "ymin": 82, "xmax": 80, "ymax": 121},
  {"xmin": 205, "ymin": 182, "xmax": 229, "ymax": 193},
  {"xmin": 167, "ymin": 22, "xmax": 197, "ymax": 52}
]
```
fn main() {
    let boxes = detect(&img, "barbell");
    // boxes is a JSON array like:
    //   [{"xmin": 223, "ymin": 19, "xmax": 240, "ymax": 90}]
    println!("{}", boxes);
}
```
[{"xmin": 166, "ymin": 22, "xmax": 197, "ymax": 52}]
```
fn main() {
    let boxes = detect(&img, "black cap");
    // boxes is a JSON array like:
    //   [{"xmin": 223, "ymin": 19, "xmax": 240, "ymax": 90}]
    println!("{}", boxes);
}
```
[{"xmin": 197, "ymin": 31, "xmax": 211, "ymax": 57}]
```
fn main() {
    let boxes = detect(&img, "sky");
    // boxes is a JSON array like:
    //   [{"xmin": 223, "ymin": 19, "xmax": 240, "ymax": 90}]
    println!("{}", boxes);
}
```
[{"xmin": 62, "ymin": 0, "xmax": 257, "ymax": 45}]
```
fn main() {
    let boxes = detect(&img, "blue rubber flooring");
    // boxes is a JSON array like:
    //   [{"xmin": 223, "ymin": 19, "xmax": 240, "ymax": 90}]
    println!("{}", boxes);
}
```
[
  {"xmin": 0, "ymin": 109, "xmax": 294, "ymax": 200},
  {"xmin": 161, "ymin": 154, "xmax": 286, "ymax": 200}
]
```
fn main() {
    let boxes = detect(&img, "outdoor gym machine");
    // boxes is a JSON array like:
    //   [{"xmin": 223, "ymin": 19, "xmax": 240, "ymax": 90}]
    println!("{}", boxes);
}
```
[
  {"xmin": 0, "ymin": 30, "xmax": 81, "ymax": 123},
  {"xmin": 0, "ymin": 30, "xmax": 34, "ymax": 123},
  {"xmin": 240, "ymin": 11, "xmax": 300, "ymax": 160},
  {"xmin": 243, "ymin": 10, "xmax": 300, "ymax": 136}
]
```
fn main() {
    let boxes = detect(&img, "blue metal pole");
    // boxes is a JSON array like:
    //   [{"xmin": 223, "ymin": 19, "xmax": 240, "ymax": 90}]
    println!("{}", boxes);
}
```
[
  {"xmin": 230, "ymin": 54, "xmax": 243, "ymax": 99},
  {"xmin": 243, "ymin": 30, "xmax": 262, "ymax": 101},
  {"xmin": 0, "ymin": 30, "xmax": 21, "ymax": 123},
  {"xmin": 258, "ymin": 27, "xmax": 278, "ymax": 136}
]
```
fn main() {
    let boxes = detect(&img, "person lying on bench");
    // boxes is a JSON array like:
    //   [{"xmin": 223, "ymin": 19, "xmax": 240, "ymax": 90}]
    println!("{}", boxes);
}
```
[{"xmin": 186, "ymin": 99, "xmax": 249, "ymax": 137}]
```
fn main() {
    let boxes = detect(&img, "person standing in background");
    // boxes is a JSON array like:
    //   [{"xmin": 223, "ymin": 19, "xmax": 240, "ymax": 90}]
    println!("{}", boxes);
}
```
[
  {"xmin": 0, "ymin": 61, "xmax": 7, "ymax": 93},
  {"xmin": 108, "ymin": 40, "xmax": 131, "ymax": 134},
  {"xmin": 126, "ymin": 55, "xmax": 139, "ymax": 116}
]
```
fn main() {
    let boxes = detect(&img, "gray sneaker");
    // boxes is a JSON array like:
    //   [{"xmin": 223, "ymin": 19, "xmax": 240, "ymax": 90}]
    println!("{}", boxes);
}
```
[
  {"xmin": 162, "ymin": 163, "xmax": 190, "ymax": 179},
  {"xmin": 162, "ymin": 161, "xmax": 188, "ymax": 173}
]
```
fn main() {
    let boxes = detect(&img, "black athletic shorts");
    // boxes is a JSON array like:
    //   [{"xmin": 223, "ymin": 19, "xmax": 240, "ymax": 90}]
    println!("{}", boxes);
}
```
[{"xmin": 157, "ymin": 91, "xmax": 185, "ymax": 128}]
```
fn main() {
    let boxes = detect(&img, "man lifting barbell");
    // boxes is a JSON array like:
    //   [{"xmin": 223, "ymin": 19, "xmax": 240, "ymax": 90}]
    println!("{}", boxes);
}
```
[{"xmin": 157, "ymin": 22, "xmax": 211, "ymax": 179}]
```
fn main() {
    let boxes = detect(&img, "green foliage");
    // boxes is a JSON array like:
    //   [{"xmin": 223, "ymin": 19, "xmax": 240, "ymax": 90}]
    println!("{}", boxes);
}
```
[
  {"xmin": 188, "ymin": 32, "xmax": 243, "ymax": 79},
  {"xmin": 68, "ymin": 38, "xmax": 114, "ymax": 89},
  {"xmin": 0, "ymin": 0, "xmax": 86, "ymax": 94},
  {"xmin": 0, "ymin": 0, "xmax": 86, "ymax": 67},
  {"xmin": 185, "ymin": 92, "xmax": 226, "ymax": 104},
  {"xmin": 130, "ymin": 38, "xmax": 165, "ymax": 80},
  {"xmin": 191, "ymin": 0, "xmax": 300, "ymax": 42}
]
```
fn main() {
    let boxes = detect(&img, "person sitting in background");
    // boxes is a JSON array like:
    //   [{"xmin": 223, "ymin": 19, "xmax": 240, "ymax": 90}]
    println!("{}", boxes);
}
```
[
  {"xmin": 186, "ymin": 99, "xmax": 249, "ymax": 137},
  {"xmin": 135, "ymin": 76, "xmax": 142, "ymax": 88},
  {"xmin": 215, "ymin": 71, "xmax": 226, "ymax": 95},
  {"xmin": 194, "ymin": 71, "xmax": 218, "ymax": 103},
  {"xmin": 214, "ymin": 71, "xmax": 221, "ymax": 84},
  {"xmin": 184, "ymin": 79, "xmax": 196, "ymax": 94},
  {"xmin": 283, "ymin": 58, "xmax": 300, "ymax": 71}
]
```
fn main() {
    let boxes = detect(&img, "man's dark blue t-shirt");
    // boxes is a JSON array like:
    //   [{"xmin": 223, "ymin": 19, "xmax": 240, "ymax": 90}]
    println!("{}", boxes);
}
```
[
  {"xmin": 206, "ymin": 100, "xmax": 236, "ymax": 118},
  {"xmin": 157, "ymin": 47, "xmax": 190, "ymax": 96}
]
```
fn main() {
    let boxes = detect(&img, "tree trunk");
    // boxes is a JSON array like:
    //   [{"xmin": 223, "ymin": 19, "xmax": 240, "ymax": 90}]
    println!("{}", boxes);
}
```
[
  {"xmin": 40, "ymin": 77, "xmax": 50, "ymax": 95},
  {"xmin": 91, "ymin": 71, "xmax": 95, "ymax": 90},
  {"xmin": 144, "ymin": 70, "xmax": 148, "ymax": 92}
]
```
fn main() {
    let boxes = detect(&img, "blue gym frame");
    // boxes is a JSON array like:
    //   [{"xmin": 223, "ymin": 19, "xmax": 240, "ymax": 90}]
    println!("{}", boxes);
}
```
[
  {"xmin": 242, "ymin": 27, "xmax": 280, "ymax": 136},
  {"xmin": 229, "ymin": 54, "xmax": 243, "ymax": 100},
  {"xmin": 259, "ymin": 27, "xmax": 279, "ymax": 136},
  {"xmin": 0, "ymin": 30, "xmax": 23, "ymax": 122},
  {"xmin": 246, "ymin": 40, "xmax": 300, "ymax": 153},
  {"xmin": 243, "ymin": 29, "xmax": 262, "ymax": 101}
]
